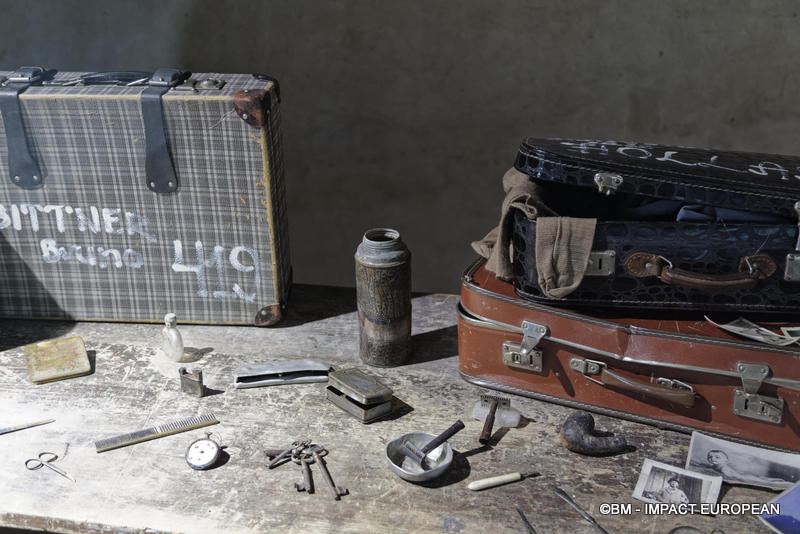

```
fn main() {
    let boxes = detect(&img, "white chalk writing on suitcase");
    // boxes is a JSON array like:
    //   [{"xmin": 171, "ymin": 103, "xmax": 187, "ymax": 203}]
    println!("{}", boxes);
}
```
[
  {"xmin": 559, "ymin": 140, "xmax": 800, "ymax": 181},
  {"xmin": 0, "ymin": 202, "xmax": 261, "ymax": 302}
]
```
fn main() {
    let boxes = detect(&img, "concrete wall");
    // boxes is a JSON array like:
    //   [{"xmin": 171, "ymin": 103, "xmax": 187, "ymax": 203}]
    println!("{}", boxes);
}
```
[{"xmin": 1, "ymin": 0, "xmax": 797, "ymax": 292}]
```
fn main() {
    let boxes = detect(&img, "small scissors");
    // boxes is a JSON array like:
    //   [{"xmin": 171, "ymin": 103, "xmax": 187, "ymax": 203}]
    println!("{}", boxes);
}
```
[{"xmin": 25, "ymin": 452, "xmax": 75, "ymax": 482}]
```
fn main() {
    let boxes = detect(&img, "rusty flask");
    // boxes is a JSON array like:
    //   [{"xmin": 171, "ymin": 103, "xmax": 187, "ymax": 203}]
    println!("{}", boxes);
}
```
[{"xmin": 355, "ymin": 228, "xmax": 412, "ymax": 367}]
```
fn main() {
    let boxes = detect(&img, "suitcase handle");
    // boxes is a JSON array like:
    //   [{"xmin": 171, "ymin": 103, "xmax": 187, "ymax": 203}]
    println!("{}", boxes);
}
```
[
  {"xmin": 600, "ymin": 367, "xmax": 696, "ymax": 408},
  {"xmin": 80, "ymin": 71, "xmax": 152, "ymax": 85},
  {"xmin": 571, "ymin": 358, "xmax": 696, "ymax": 408},
  {"xmin": 624, "ymin": 253, "xmax": 776, "ymax": 292}
]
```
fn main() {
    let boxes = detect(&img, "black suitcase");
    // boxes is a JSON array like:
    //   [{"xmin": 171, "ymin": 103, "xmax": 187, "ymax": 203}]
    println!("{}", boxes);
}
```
[{"xmin": 495, "ymin": 138, "xmax": 800, "ymax": 312}]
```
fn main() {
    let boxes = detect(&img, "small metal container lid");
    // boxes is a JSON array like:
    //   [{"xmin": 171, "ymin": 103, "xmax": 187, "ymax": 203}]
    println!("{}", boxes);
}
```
[{"xmin": 328, "ymin": 369, "xmax": 393, "ymax": 405}]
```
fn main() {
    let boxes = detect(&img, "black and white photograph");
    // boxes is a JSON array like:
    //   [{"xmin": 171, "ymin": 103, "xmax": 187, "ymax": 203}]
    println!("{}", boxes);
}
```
[
  {"xmin": 687, "ymin": 432, "xmax": 800, "ymax": 490},
  {"xmin": 633, "ymin": 459, "xmax": 722, "ymax": 506}
]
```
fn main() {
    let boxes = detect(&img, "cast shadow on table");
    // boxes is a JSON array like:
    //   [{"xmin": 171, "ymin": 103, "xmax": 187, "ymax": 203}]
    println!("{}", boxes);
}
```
[
  {"xmin": 461, "ymin": 444, "xmax": 492, "ymax": 459},
  {"xmin": 407, "ymin": 325, "xmax": 458, "ymax": 365},
  {"xmin": 87, "ymin": 350, "xmax": 96, "ymax": 375},
  {"xmin": 278, "ymin": 284, "xmax": 359, "ymax": 327},
  {"xmin": 0, "ymin": 319, "xmax": 76, "ymax": 352},
  {"xmin": 202, "ymin": 386, "xmax": 225, "ymax": 397},
  {"xmin": 208, "ymin": 450, "xmax": 231, "ymax": 470},
  {"xmin": 0, "ymin": 234, "xmax": 76, "ymax": 351},
  {"xmin": 371, "ymin": 396, "xmax": 414, "ymax": 423},
  {"xmin": 278, "ymin": 285, "xmax": 439, "ymax": 328},
  {"xmin": 365, "ymin": 396, "xmax": 414, "ymax": 424},
  {"xmin": 486, "ymin": 426, "xmax": 511, "ymax": 447},
  {"xmin": 415, "ymin": 451, "xmax": 471, "ymax": 488},
  {"xmin": 183, "ymin": 347, "xmax": 214, "ymax": 362}
]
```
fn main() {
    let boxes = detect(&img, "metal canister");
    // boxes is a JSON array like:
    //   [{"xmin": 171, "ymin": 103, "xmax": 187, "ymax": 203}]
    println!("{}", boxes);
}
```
[{"xmin": 355, "ymin": 228, "xmax": 412, "ymax": 367}]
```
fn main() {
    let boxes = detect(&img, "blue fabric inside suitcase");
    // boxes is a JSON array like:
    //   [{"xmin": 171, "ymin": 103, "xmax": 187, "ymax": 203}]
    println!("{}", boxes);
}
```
[{"xmin": 618, "ymin": 197, "xmax": 791, "ymax": 223}]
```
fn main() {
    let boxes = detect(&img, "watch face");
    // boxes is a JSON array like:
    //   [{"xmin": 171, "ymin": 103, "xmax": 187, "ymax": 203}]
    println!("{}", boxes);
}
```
[{"xmin": 186, "ymin": 438, "xmax": 220, "ymax": 470}]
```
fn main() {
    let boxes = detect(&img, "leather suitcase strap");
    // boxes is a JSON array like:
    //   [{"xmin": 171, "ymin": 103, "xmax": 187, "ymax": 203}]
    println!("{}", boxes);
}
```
[
  {"xmin": 624, "ymin": 253, "xmax": 777, "ymax": 292},
  {"xmin": 141, "ymin": 68, "xmax": 190, "ymax": 194},
  {"xmin": 0, "ymin": 67, "xmax": 190, "ymax": 193},
  {"xmin": 0, "ymin": 66, "xmax": 54, "ymax": 189}
]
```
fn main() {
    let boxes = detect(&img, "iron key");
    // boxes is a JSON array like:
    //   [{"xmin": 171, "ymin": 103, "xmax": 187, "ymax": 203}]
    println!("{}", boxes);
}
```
[
  {"xmin": 293, "ymin": 452, "xmax": 315, "ymax": 494},
  {"xmin": 268, "ymin": 439, "xmax": 309, "ymax": 469},
  {"xmin": 310, "ymin": 445, "xmax": 348, "ymax": 500},
  {"xmin": 264, "ymin": 448, "xmax": 282, "ymax": 459}
]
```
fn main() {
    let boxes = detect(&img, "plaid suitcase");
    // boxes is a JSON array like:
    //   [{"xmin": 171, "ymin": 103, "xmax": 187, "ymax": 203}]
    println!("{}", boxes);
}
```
[
  {"xmin": 458, "ymin": 258, "xmax": 800, "ymax": 452},
  {"xmin": 0, "ymin": 67, "xmax": 290, "ymax": 325},
  {"xmin": 485, "ymin": 138, "xmax": 800, "ymax": 313}
]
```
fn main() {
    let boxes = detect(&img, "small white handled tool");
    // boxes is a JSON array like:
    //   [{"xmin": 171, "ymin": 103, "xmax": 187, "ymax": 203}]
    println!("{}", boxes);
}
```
[{"xmin": 467, "ymin": 471, "xmax": 537, "ymax": 491}]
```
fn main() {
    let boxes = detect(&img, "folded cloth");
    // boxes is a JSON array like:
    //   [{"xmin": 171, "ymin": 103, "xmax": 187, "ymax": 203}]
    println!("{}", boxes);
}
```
[
  {"xmin": 534, "ymin": 217, "xmax": 597, "ymax": 298},
  {"xmin": 471, "ymin": 168, "xmax": 556, "ymax": 280}
]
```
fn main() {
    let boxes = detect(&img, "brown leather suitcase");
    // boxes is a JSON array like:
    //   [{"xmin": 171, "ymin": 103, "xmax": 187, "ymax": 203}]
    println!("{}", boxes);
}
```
[{"xmin": 458, "ymin": 258, "xmax": 800, "ymax": 451}]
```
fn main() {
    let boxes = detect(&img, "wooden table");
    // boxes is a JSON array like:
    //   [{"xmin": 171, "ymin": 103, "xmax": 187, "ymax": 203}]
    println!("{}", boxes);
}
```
[{"xmin": 0, "ymin": 285, "xmax": 779, "ymax": 533}]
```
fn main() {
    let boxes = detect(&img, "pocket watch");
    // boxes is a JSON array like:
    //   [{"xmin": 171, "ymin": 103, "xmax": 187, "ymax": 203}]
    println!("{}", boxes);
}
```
[{"xmin": 185, "ymin": 433, "xmax": 221, "ymax": 470}]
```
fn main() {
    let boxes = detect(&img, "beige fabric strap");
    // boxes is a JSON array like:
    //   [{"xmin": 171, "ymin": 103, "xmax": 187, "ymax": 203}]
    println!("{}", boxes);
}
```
[
  {"xmin": 471, "ymin": 168, "xmax": 556, "ymax": 280},
  {"xmin": 472, "ymin": 167, "xmax": 597, "ymax": 298},
  {"xmin": 534, "ymin": 217, "xmax": 597, "ymax": 298}
]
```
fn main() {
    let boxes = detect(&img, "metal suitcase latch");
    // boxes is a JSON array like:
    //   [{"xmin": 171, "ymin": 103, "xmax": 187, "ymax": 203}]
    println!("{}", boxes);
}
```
[
  {"xmin": 733, "ymin": 362, "xmax": 784, "ymax": 424},
  {"xmin": 8, "ymin": 66, "xmax": 45, "ymax": 83},
  {"xmin": 175, "ymin": 78, "xmax": 226, "ymax": 92},
  {"xmin": 148, "ymin": 68, "xmax": 190, "ymax": 87},
  {"xmin": 784, "ymin": 201, "xmax": 800, "ymax": 281},
  {"xmin": 785, "ymin": 253, "xmax": 800, "ymax": 282},
  {"xmin": 584, "ymin": 250, "xmax": 616, "ymax": 277},
  {"xmin": 593, "ymin": 172, "xmax": 623, "ymax": 195},
  {"xmin": 502, "ymin": 321, "xmax": 547, "ymax": 373}
]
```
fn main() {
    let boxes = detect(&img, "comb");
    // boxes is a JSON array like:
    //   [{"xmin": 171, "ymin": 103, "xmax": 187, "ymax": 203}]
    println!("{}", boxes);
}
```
[{"xmin": 95, "ymin": 412, "xmax": 219, "ymax": 453}]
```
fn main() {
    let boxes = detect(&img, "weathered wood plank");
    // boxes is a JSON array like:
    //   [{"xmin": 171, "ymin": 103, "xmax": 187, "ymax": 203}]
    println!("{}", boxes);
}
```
[{"xmin": 0, "ymin": 287, "xmax": 777, "ymax": 533}]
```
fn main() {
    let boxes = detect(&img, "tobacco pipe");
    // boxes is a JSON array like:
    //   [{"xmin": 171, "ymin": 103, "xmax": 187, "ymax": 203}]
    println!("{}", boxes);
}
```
[{"xmin": 560, "ymin": 411, "xmax": 628, "ymax": 455}]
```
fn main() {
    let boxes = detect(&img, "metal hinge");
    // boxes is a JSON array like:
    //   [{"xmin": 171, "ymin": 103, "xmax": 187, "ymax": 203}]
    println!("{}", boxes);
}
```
[
  {"xmin": 732, "ymin": 362, "xmax": 784, "ymax": 424},
  {"xmin": 569, "ymin": 358, "xmax": 603, "ymax": 377},
  {"xmin": 584, "ymin": 250, "xmax": 616, "ymax": 277},
  {"xmin": 502, "ymin": 321, "xmax": 548, "ymax": 373},
  {"xmin": 593, "ymin": 172, "xmax": 623, "ymax": 195},
  {"xmin": 569, "ymin": 358, "xmax": 607, "ymax": 386}
]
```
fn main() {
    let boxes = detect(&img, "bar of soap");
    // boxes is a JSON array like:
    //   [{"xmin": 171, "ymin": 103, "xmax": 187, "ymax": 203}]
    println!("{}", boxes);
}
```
[{"xmin": 25, "ymin": 337, "xmax": 91, "ymax": 384}]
